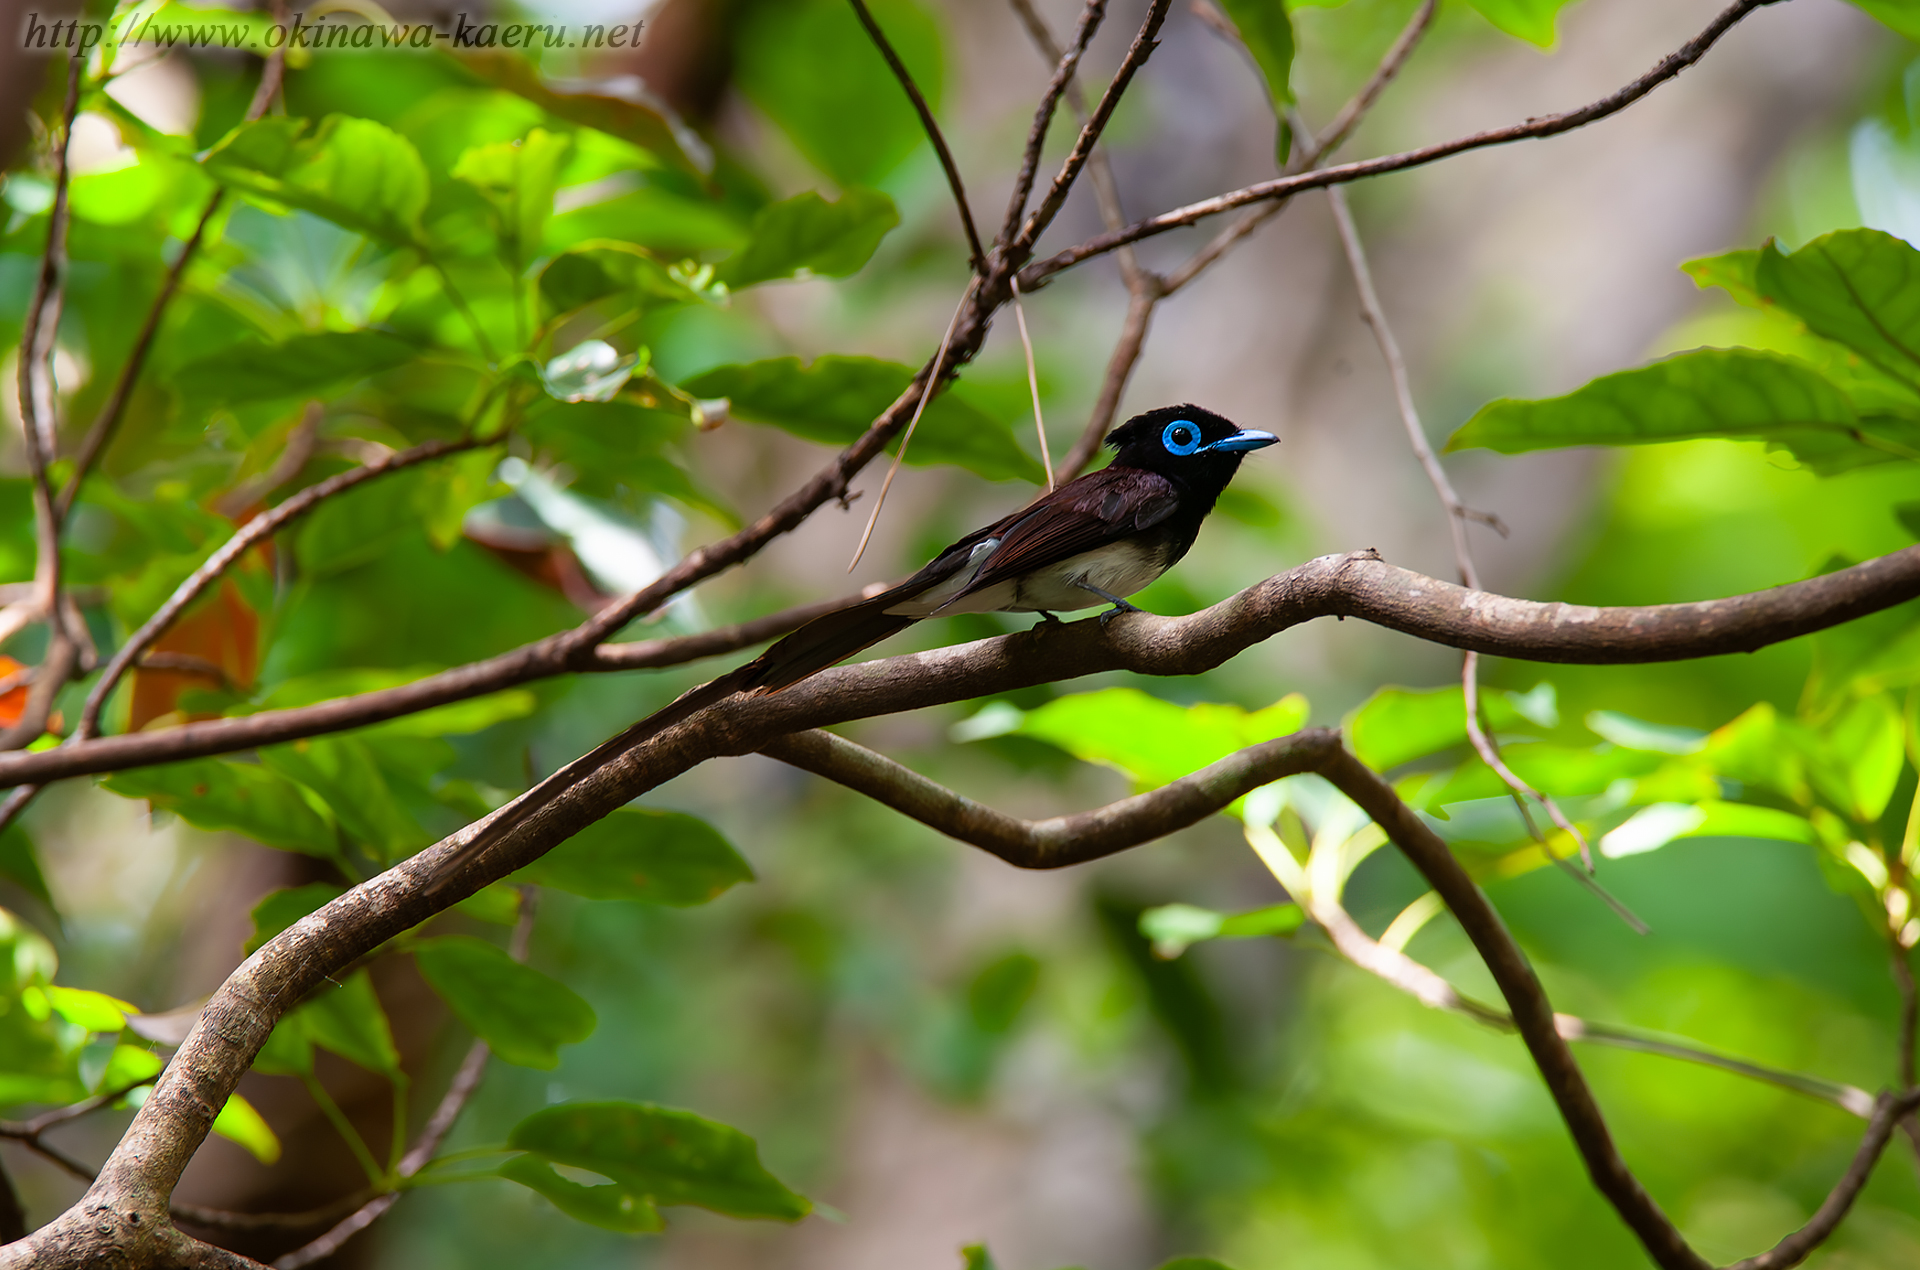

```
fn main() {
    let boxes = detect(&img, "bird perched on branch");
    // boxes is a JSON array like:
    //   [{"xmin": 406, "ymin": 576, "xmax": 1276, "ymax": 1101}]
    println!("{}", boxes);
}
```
[
  {"xmin": 740, "ymin": 403, "xmax": 1277, "ymax": 690},
  {"xmin": 429, "ymin": 404, "xmax": 1275, "ymax": 887}
]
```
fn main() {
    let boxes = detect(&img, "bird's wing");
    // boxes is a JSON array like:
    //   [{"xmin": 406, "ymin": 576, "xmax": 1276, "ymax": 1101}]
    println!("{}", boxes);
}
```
[{"xmin": 957, "ymin": 467, "xmax": 1180, "ymax": 597}]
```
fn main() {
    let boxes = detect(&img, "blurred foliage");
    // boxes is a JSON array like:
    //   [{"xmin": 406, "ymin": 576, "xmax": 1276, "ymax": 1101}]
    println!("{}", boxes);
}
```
[{"xmin": 4, "ymin": 1, "xmax": 1920, "ymax": 1269}]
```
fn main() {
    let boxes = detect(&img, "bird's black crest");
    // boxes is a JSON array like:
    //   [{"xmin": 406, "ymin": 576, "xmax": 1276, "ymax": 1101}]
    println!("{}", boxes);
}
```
[{"xmin": 1104, "ymin": 403, "xmax": 1242, "ymax": 451}]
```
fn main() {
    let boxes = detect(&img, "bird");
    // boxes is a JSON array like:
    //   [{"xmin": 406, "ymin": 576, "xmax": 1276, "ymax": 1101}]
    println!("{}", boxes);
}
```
[
  {"xmin": 739, "ymin": 403, "xmax": 1277, "ymax": 691},
  {"xmin": 427, "ymin": 404, "xmax": 1275, "ymax": 889}
]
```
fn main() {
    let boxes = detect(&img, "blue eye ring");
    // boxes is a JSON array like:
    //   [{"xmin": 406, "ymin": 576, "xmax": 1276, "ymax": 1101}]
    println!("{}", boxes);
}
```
[{"xmin": 1162, "ymin": 419, "xmax": 1202, "ymax": 455}]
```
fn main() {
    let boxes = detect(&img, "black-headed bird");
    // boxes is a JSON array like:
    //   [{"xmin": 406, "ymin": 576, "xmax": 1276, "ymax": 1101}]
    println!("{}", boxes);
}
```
[{"xmin": 429, "ymin": 403, "xmax": 1275, "ymax": 887}]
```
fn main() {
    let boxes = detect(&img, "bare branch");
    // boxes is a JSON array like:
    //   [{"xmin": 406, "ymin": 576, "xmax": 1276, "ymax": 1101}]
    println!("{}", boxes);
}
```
[
  {"xmin": 1058, "ymin": 284, "xmax": 1159, "ymax": 481},
  {"xmin": 1316, "ymin": 747, "xmax": 1708, "ymax": 1270},
  {"xmin": 1724, "ymin": 1089, "xmax": 1920, "ymax": 1270},
  {"xmin": 1008, "ymin": 0, "xmax": 1145, "ymax": 283},
  {"xmin": 1020, "ymin": 0, "xmax": 1785, "ymax": 287},
  {"xmin": 999, "ymin": 0, "xmax": 1108, "ymax": 252},
  {"xmin": 847, "ymin": 0, "xmax": 985, "ymax": 270},
  {"xmin": 273, "ymin": 890, "xmax": 531, "ymax": 1268},
  {"xmin": 54, "ymin": 198, "xmax": 223, "ymax": 525},
  {"xmin": 762, "ymin": 726, "xmax": 1336, "ymax": 867},
  {"xmin": 6, "ymin": 545, "xmax": 1920, "ymax": 787},
  {"xmin": 1309, "ymin": 0, "xmax": 1437, "ymax": 164},
  {"xmin": 74, "ymin": 438, "xmax": 480, "ymax": 741},
  {"xmin": 1015, "ymin": 0, "xmax": 1173, "ymax": 254}
]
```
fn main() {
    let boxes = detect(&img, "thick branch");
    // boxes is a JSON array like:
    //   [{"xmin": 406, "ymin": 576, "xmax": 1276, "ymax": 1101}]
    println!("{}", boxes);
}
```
[
  {"xmin": 1019, "ymin": 0, "xmax": 1784, "ymax": 287},
  {"xmin": 9, "ymin": 545, "xmax": 1918, "ymax": 788},
  {"xmin": 761, "ymin": 726, "xmax": 1337, "ymax": 867}
]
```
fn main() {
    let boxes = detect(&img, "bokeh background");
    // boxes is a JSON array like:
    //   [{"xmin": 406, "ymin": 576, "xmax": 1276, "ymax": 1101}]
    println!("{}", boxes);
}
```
[{"xmin": 5, "ymin": 0, "xmax": 1920, "ymax": 1266}]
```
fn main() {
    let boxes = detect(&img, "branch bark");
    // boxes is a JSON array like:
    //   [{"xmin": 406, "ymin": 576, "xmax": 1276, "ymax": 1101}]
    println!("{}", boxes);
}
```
[{"xmin": 7, "ymin": 545, "xmax": 1918, "ymax": 788}]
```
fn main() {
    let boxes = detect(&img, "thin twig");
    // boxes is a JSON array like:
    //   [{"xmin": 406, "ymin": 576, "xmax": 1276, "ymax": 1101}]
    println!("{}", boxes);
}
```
[
  {"xmin": 1324, "ymin": 172, "xmax": 1604, "ymax": 884},
  {"xmin": 846, "ymin": 0, "xmax": 985, "ymax": 271},
  {"xmin": 74, "ymin": 438, "xmax": 478, "ymax": 741},
  {"xmin": 847, "ymin": 276, "xmax": 978, "ymax": 571},
  {"xmin": 1058, "ymin": 285, "xmax": 1158, "ymax": 481},
  {"xmin": 54, "ymin": 196, "xmax": 223, "ymax": 525},
  {"xmin": 58, "ymin": 4, "xmax": 286, "ymax": 525},
  {"xmin": 8, "ymin": 54, "xmax": 87, "ymax": 756},
  {"xmin": 1009, "ymin": 275, "xmax": 1053, "ymax": 489},
  {"xmin": 1021, "ymin": 0, "xmax": 1787, "ymax": 286},
  {"xmin": 1000, "ymin": 0, "xmax": 1109, "ymax": 251},
  {"xmin": 273, "ymin": 890, "xmax": 534, "ymax": 1269},
  {"xmin": 1007, "ymin": 0, "xmax": 1161, "ymax": 482},
  {"xmin": 1724, "ymin": 1089, "xmax": 1920, "ymax": 1270},
  {"xmin": 1015, "ymin": 0, "xmax": 1173, "ymax": 254}
]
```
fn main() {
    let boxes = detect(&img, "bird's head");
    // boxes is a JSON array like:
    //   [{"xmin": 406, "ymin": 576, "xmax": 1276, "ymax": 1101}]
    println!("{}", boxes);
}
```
[{"xmin": 1105, "ymin": 405, "xmax": 1278, "ymax": 482}]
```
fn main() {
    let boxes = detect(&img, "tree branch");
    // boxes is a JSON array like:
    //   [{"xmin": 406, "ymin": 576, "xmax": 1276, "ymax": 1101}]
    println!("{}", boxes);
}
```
[
  {"xmin": 1315, "ymin": 747, "xmax": 1709, "ymax": 1270},
  {"xmin": 1019, "ymin": 0, "xmax": 1785, "ymax": 287},
  {"xmin": 761, "ymin": 726, "xmax": 1336, "ymax": 867},
  {"xmin": 999, "ymin": 0, "xmax": 1107, "ymax": 252},
  {"xmin": 8, "ymin": 544, "xmax": 1918, "ymax": 789},
  {"xmin": 74, "ymin": 438, "xmax": 482, "ymax": 741},
  {"xmin": 847, "ymin": 0, "xmax": 985, "ymax": 270},
  {"xmin": 1723, "ymin": 1089, "xmax": 1920, "ymax": 1270},
  {"xmin": 1014, "ymin": 0, "xmax": 1172, "ymax": 254}
]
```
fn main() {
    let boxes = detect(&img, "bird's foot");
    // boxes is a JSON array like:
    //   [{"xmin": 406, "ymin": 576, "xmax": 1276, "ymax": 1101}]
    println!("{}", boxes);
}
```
[{"xmin": 1077, "ymin": 584, "xmax": 1144, "ymax": 627}]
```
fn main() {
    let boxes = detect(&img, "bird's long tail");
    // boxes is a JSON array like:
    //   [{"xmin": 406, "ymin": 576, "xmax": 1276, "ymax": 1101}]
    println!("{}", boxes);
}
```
[
  {"xmin": 425, "ymin": 586, "xmax": 925, "ymax": 892},
  {"xmin": 424, "ymin": 668, "xmax": 749, "ymax": 892}
]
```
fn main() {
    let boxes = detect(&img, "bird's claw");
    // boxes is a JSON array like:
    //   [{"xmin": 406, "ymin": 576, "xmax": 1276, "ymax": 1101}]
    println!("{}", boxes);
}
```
[{"xmin": 1098, "ymin": 600, "xmax": 1142, "ymax": 628}]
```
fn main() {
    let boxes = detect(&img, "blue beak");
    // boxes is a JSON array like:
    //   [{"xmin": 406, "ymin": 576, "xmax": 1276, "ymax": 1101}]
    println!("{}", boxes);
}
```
[{"xmin": 1202, "ymin": 430, "xmax": 1279, "ymax": 454}]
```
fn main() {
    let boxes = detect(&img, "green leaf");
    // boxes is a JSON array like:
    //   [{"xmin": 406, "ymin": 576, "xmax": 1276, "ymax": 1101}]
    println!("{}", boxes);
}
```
[
  {"xmin": 252, "ymin": 1012, "xmax": 314, "ymax": 1077},
  {"xmin": 414, "ymin": 936, "xmax": 596, "ymax": 1068},
  {"xmin": 1465, "ymin": 0, "xmax": 1577, "ymax": 46},
  {"xmin": 1812, "ymin": 694, "xmax": 1905, "ymax": 822},
  {"xmin": 302, "ymin": 969, "xmax": 403, "ymax": 1077},
  {"xmin": 202, "ymin": 114, "xmax": 429, "ymax": 245},
  {"xmin": 1345, "ymin": 684, "xmax": 1537, "ymax": 771},
  {"xmin": 43, "ymin": 986, "xmax": 136, "ymax": 1033},
  {"xmin": 1846, "ymin": 0, "xmax": 1920, "ymax": 41},
  {"xmin": 682, "ymin": 356, "xmax": 1042, "ymax": 483},
  {"xmin": 174, "ymin": 330, "xmax": 418, "ymax": 408},
  {"xmin": 1156, "ymin": 1259, "xmax": 1239, "ymax": 1270},
  {"xmin": 734, "ymin": 0, "xmax": 943, "ymax": 186},
  {"xmin": 967, "ymin": 951, "xmax": 1039, "ymax": 1035},
  {"xmin": 515, "ymin": 807, "xmax": 754, "ymax": 906},
  {"xmin": 962, "ymin": 1246, "xmax": 999, "ymax": 1270},
  {"xmin": 452, "ymin": 128, "xmax": 571, "ymax": 263},
  {"xmin": 98, "ymin": 1043, "xmax": 164, "ymax": 1094},
  {"xmin": 1755, "ymin": 230, "xmax": 1920, "ymax": 392},
  {"xmin": 212, "ymin": 1091, "xmax": 281, "ymax": 1164},
  {"xmin": 1216, "ymin": 0, "xmax": 1294, "ymax": 125},
  {"xmin": 508, "ymin": 1100, "xmax": 810, "ymax": 1221},
  {"xmin": 1140, "ymin": 903, "xmax": 1303, "ymax": 958},
  {"xmin": 1447, "ymin": 348, "xmax": 1920, "ymax": 474},
  {"xmin": 0, "ymin": 822, "xmax": 52, "ymax": 910},
  {"xmin": 260, "ymin": 737, "xmax": 427, "ymax": 859},
  {"xmin": 1006, "ymin": 689, "xmax": 1311, "ymax": 792},
  {"xmin": 539, "ymin": 241, "xmax": 721, "ymax": 316},
  {"xmin": 103, "ymin": 760, "xmax": 338, "ymax": 857},
  {"xmin": 498, "ymin": 1154, "xmax": 665, "ymax": 1233},
  {"xmin": 1681, "ymin": 248, "xmax": 1762, "ymax": 307},
  {"xmin": 715, "ymin": 188, "xmax": 899, "ymax": 288},
  {"xmin": 456, "ymin": 51, "xmax": 710, "ymax": 178}
]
